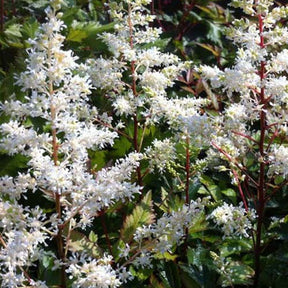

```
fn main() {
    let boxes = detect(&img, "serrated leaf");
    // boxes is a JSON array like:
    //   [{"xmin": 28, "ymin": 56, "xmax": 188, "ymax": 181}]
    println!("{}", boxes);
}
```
[
  {"xmin": 158, "ymin": 187, "xmax": 169, "ymax": 212},
  {"xmin": 88, "ymin": 230, "xmax": 98, "ymax": 243},
  {"xmin": 220, "ymin": 239, "xmax": 253, "ymax": 258},
  {"xmin": 64, "ymin": 226, "xmax": 101, "ymax": 257},
  {"xmin": 21, "ymin": 19, "xmax": 39, "ymax": 40},
  {"xmin": 4, "ymin": 24, "xmax": 22, "ymax": 38},
  {"xmin": 206, "ymin": 21, "xmax": 222, "ymax": 46},
  {"xmin": 120, "ymin": 191, "xmax": 154, "ymax": 242},
  {"xmin": 130, "ymin": 265, "xmax": 153, "ymax": 280},
  {"xmin": 189, "ymin": 213, "xmax": 207, "ymax": 234},
  {"xmin": 67, "ymin": 29, "xmax": 88, "ymax": 42},
  {"xmin": 111, "ymin": 136, "xmax": 132, "ymax": 159},
  {"xmin": 67, "ymin": 22, "xmax": 115, "ymax": 42}
]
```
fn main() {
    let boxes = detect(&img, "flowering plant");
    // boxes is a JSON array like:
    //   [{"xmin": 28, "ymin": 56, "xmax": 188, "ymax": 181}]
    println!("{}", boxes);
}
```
[{"xmin": 0, "ymin": 0, "xmax": 288, "ymax": 287}]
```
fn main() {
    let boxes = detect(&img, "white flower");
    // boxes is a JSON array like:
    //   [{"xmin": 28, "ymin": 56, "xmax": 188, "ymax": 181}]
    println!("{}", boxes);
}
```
[
  {"xmin": 134, "ymin": 198, "xmax": 207, "ymax": 253},
  {"xmin": 145, "ymin": 138, "xmax": 176, "ymax": 173},
  {"xmin": 208, "ymin": 202, "xmax": 256, "ymax": 238},
  {"xmin": 268, "ymin": 145, "xmax": 288, "ymax": 178},
  {"xmin": 133, "ymin": 250, "xmax": 153, "ymax": 268},
  {"xmin": 112, "ymin": 95, "xmax": 135, "ymax": 116},
  {"xmin": 67, "ymin": 254, "xmax": 122, "ymax": 288},
  {"xmin": 269, "ymin": 49, "xmax": 288, "ymax": 73}
]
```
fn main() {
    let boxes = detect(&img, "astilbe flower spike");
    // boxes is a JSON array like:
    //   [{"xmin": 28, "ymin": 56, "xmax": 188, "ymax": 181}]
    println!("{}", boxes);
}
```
[
  {"xmin": 0, "ymin": 0, "xmax": 143, "ymax": 286},
  {"xmin": 199, "ymin": 0, "xmax": 288, "ymax": 285}
]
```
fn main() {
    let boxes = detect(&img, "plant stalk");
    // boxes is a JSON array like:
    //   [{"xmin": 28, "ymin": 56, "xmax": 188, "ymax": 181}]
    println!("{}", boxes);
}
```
[
  {"xmin": 128, "ymin": 3, "xmax": 143, "ymax": 186},
  {"xmin": 253, "ymin": 12, "xmax": 266, "ymax": 287}
]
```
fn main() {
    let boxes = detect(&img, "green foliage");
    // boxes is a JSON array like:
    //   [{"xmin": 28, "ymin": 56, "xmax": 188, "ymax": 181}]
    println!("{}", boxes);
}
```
[
  {"xmin": 120, "ymin": 191, "xmax": 154, "ymax": 243},
  {"xmin": 0, "ymin": 154, "xmax": 28, "ymax": 176},
  {"xmin": 1, "ymin": 0, "xmax": 288, "ymax": 287}
]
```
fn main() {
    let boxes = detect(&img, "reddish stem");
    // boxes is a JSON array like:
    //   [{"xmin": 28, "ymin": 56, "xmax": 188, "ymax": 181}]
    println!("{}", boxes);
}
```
[
  {"xmin": 232, "ymin": 170, "xmax": 248, "ymax": 211},
  {"xmin": 128, "ymin": 4, "xmax": 143, "ymax": 187},
  {"xmin": 231, "ymin": 130, "xmax": 258, "ymax": 144},
  {"xmin": 50, "ymin": 73, "xmax": 66, "ymax": 287},
  {"xmin": 185, "ymin": 136, "xmax": 190, "ymax": 204},
  {"xmin": 100, "ymin": 211, "xmax": 113, "ymax": 255},
  {"xmin": 0, "ymin": 0, "xmax": 4, "ymax": 32},
  {"xmin": 253, "ymin": 12, "xmax": 267, "ymax": 287},
  {"xmin": 12, "ymin": 0, "xmax": 16, "ymax": 16},
  {"xmin": 211, "ymin": 141, "xmax": 258, "ymax": 188}
]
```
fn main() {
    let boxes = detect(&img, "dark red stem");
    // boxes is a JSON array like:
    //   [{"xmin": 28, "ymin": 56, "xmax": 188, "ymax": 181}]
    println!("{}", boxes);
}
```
[
  {"xmin": 100, "ymin": 211, "xmax": 113, "ymax": 255},
  {"xmin": 128, "ymin": 4, "xmax": 143, "ymax": 186},
  {"xmin": 254, "ymin": 12, "xmax": 267, "ymax": 287},
  {"xmin": 0, "ymin": 0, "xmax": 4, "ymax": 32},
  {"xmin": 185, "ymin": 136, "xmax": 190, "ymax": 204}
]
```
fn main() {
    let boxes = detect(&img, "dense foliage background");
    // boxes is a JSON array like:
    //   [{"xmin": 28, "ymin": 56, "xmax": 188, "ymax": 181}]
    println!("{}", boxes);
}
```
[{"xmin": 1, "ymin": 0, "xmax": 288, "ymax": 287}]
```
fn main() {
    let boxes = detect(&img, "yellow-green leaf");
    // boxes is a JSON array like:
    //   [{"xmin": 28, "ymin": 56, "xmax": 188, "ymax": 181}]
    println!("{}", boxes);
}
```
[{"xmin": 120, "ymin": 191, "xmax": 154, "ymax": 242}]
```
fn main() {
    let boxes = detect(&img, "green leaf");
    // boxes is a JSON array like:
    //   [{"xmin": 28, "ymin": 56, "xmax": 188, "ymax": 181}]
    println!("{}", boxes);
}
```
[
  {"xmin": 164, "ymin": 261, "xmax": 182, "ymax": 288},
  {"xmin": 4, "ymin": 24, "xmax": 22, "ymax": 38},
  {"xmin": 88, "ymin": 150, "xmax": 108, "ymax": 171},
  {"xmin": 21, "ymin": 19, "xmax": 39, "ymax": 40},
  {"xmin": 220, "ymin": 239, "xmax": 253, "ymax": 258},
  {"xmin": 219, "ymin": 261, "xmax": 254, "ymax": 287},
  {"xmin": 199, "ymin": 175, "xmax": 222, "ymax": 201},
  {"xmin": 111, "ymin": 136, "xmax": 132, "ymax": 159},
  {"xmin": 205, "ymin": 21, "xmax": 222, "ymax": 46},
  {"xmin": 120, "ymin": 191, "xmax": 154, "ymax": 242},
  {"xmin": 196, "ymin": 43, "xmax": 220, "ymax": 57},
  {"xmin": 179, "ymin": 268, "xmax": 201, "ymax": 288},
  {"xmin": 154, "ymin": 251, "xmax": 178, "ymax": 261},
  {"xmin": 0, "ymin": 154, "xmax": 28, "ymax": 176},
  {"xmin": 22, "ymin": 0, "xmax": 50, "ymax": 9},
  {"xmin": 67, "ymin": 29, "xmax": 88, "ymax": 42},
  {"xmin": 188, "ymin": 213, "xmax": 207, "ymax": 234},
  {"xmin": 142, "ymin": 37, "xmax": 171, "ymax": 50},
  {"xmin": 67, "ymin": 22, "xmax": 115, "ymax": 42},
  {"xmin": 130, "ymin": 266, "xmax": 153, "ymax": 281},
  {"xmin": 38, "ymin": 252, "xmax": 61, "ymax": 285},
  {"xmin": 221, "ymin": 188, "xmax": 237, "ymax": 204},
  {"xmin": 88, "ymin": 230, "xmax": 98, "ymax": 243},
  {"xmin": 275, "ymin": 175, "xmax": 284, "ymax": 185}
]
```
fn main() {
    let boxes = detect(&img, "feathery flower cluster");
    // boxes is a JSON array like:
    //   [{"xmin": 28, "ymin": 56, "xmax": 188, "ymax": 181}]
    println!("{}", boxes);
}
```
[
  {"xmin": 208, "ymin": 202, "xmax": 256, "ymax": 238},
  {"xmin": 199, "ymin": 0, "xmax": 288, "ymax": 181},
  {"xmin": 85, "ymin": 0, "xmax": 205, "ymax": 130},
  {"xmin": 4, "ymin": 0, "xmax": 286, "ymax": 286},
  {"xmin": 145, "ymin": 139, "xmax": 176, "ymax": 173},
  {"xmin": 0, "ymin": 1, "xmax": 142, "ymax": 286},
  {"xmin": 0, "ymin": 203, "xmax": 48, "ymax": 286},
  {"xmin": 67, "ymin": 254, "xmax": 124, "ymax": 288},
  {"xmin": 134, "ymin": 198, "xmax": 207, "ymax": 254},
  {"xmin": 268, "ymin": 145, "xmax": 288, "ymax": 178}
]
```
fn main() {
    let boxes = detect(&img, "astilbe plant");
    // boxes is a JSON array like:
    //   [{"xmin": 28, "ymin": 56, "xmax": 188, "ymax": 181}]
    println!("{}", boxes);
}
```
[
  {"xmin": 0, "ymin": 0, "xmax": 142, "ymax": 286},
  {"xmin": 200, "ymin": 0, "xmax": 288, "ymax": 286},
  {"xmin": 0, "ymin": 0, "xmax": 213, "ymax": 287},
  {"xmin": 1, "ymin": 0, "xmax": 287, "ymax": 287}
]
